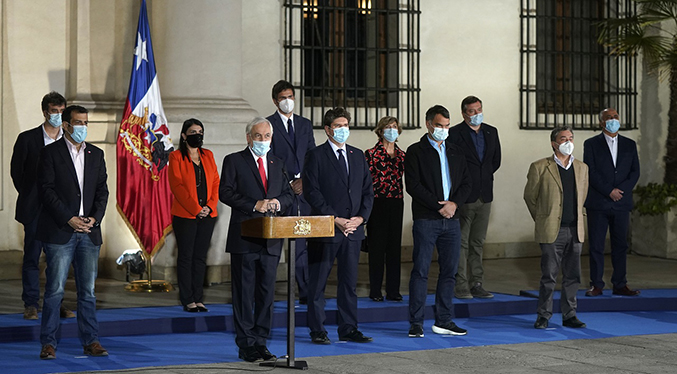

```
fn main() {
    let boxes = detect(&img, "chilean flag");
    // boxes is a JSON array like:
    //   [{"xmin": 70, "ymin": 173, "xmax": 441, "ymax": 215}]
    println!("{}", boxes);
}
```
[{"xmin": 117, "ymin": 0, "xmax": 173, "ymax": 256}]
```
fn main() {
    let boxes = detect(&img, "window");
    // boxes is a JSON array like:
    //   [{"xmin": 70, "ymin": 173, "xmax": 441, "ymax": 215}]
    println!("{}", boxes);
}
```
[
  {"xmin": 520, "ymin": 0, "xmax": 637, "ymax": 129},
  {"xmin": 283, "ymin": 0, "xmax": 420, "ymax": 129}
]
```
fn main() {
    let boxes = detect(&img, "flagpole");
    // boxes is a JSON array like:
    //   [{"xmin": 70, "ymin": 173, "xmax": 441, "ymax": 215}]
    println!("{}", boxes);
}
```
[
  {"xmin": 119, "ymin": 0, "xmax": 174, "ymax": 293},
  {"xmin": 125, "ymin": 251, "xmax": 173, "ymax": 292}
]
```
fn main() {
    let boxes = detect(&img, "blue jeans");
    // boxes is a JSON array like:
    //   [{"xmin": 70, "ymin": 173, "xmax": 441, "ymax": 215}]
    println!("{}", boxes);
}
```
[
  {"xmin": 409, "ymin": 218, "xmax": 461, "ymax": 326},
  {"xmin": 40, "ymin": 233, "xmax": 101, "ymax": 348}
]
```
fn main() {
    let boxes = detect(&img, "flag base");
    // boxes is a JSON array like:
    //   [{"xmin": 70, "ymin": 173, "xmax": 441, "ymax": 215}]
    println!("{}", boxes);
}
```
[{"xmin": 125, "ymin": 280, "xmax": 174, "ymax": 293}]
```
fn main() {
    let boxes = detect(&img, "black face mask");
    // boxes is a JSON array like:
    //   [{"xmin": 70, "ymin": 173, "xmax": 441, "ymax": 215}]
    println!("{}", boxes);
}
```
[{"xmin": 185, "ymin": 134, "xmax": 203, "ymax": 148}]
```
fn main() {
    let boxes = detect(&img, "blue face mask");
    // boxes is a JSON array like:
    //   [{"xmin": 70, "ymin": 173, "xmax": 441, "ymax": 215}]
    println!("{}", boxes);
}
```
[
  {"xmin": 469, "ymin": 112, "xmax": 483, "ymax": 127},
  {"xmin": 430, "ymin": 127, "xmax": 448, "ymax": 142},
  {"xmin": 383, "ymin": 128, "xmax": 399, "ymax": 143},
  {"xmin": 251, "ymin": 140, "xmax": 271, "ymax": 157},
  {"xmin": 48, "ymin": 113, "xmax": 62, "ymax": 128},
  {"xmin": 69, "ymin": 125, "xmax": 87, "ymax": 143},
  {"xmin": 332, "ymin": 127, "xmax": 350, "ymax": 143},
  {"xmin": 605, "ymin": 119, "xmax": 620, "ymax": 134}
]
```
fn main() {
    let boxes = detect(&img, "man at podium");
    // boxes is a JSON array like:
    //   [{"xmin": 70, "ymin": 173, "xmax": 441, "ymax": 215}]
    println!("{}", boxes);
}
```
[
  {"xmin": 303, "ymin": 107, "xmax": 375, "ymax": 345},
  {"xmin": 219, "ymin": 117, "xmax": 294, "ymax": 362}
]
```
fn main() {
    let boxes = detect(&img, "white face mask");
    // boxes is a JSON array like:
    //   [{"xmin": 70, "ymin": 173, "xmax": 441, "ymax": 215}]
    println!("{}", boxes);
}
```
[
  {"xmin": 558, "ymin": 141, "xmax": 574, "ymax": 156},
  {"xmin": 430, "ymin": 127, "xmax": 448, "ymax": 142},
  {"xmin": 278, "ymin": 98, "xmax": 294, "ymax": 114}
]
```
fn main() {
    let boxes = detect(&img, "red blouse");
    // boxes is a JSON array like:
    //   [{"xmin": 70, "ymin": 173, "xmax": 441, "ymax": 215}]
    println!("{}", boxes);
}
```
[{"xmin": 365, "ymin": 141, "xmax": 405, "ymax": 199}]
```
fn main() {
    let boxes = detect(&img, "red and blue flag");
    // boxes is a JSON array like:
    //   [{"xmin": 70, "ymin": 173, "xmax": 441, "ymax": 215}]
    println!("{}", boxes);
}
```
[{"xmin": 117, "ymin": 0, "xmax": 173, "ymax": 256}]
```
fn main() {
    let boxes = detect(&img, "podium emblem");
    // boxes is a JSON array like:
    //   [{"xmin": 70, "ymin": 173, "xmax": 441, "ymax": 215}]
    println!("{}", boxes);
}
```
[{"xmin": 293, "ymin": 218, "xmax": 312, "ymax": 236}]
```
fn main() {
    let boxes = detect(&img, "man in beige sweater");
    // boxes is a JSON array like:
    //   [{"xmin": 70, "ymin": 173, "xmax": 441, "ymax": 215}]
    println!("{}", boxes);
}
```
[{"xmin": 524, "ymin": 125, "xmax": 588, "ymax": 330}]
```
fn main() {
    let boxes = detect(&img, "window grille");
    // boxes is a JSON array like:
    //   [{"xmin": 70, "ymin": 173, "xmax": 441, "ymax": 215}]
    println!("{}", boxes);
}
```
[
  {"xmin": 283, "ymin": 0, "xmax": 420, "ymax": 129},
  {"xmin": 520, "ymin": 0, "xmax": 637, "ymax": 130}
]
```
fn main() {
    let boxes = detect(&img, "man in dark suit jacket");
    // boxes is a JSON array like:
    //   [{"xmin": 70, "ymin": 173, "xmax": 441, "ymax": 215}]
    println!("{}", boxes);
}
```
[
  {"xmin": 302, "ymin": 107, "xmax": 374, "ymax": 345},
  {"xmin": 10, "ymin": 91, "xmax": 75, "ymax": 320},
  {"xmin": 267, "ymin": 80, "xmax": 316, "ymax": 304},
  {"xmin": 220, "ymin": 117, "xmax": 294, "ymax": 362},
  {"xmin": 448, "ymin": 96, "xmax": 501, "ymax": 299},
  {"xmin": 37, "ymin": 105, "xmax": 109, "ymax": 360},
  {"xmin": 583, "ymin": 108, "xmax": 641, "ymax": 297},
  {"xmin": 405, "ymin": 105, "xmax": 472, "ymax": 338}
]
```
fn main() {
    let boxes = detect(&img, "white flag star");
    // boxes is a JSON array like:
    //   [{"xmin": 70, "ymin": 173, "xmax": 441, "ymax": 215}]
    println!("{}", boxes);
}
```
[{"xmin": 134, "ymin": 32, "xmax": 148, "ymax": 70}]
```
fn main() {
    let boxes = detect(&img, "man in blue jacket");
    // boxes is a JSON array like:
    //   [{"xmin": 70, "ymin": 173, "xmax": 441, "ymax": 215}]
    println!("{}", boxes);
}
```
[
  {"xmin": 267, "ymin": 80, "xmax": 316, "ymax": 304},
  {"xmin": 303, "ymin": 107, "xmax": 374, "ymax": 345},
  {"xmin": 583, "ymin": 108, "xmax": 640, "ymax": 297}
]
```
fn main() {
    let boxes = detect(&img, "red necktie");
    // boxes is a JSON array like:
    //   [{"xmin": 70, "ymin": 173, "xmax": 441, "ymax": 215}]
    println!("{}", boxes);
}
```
[{"xmin": 257, "ymin": 157, "xmax": 268, "ymax": 193}]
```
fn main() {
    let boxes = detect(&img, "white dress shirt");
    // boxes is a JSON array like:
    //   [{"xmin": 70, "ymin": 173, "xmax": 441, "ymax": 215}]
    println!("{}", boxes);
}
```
[
  {"xmin": 41, "ymin": 124, "xmax": 63, "ymax": 146},
  {"xmin": 604, "ymin": 133, "xmax": 618, "ymax": 167},
  {"xmin": 328, "ymin": 140, "xmax": 349, "ymax": 175},
  {"xmin": 65, "ymin": 139, "xmax": 87, "ymax": 216}
]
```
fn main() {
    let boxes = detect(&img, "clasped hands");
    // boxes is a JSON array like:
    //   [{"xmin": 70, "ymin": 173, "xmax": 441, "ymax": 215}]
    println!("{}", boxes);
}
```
[
  {"xmin": 438, "ymin": 201, "xmax": 457, "ymax": 219},
  {"xmin": 197, "ymin": 206, "xmax": 211, "ymax": 219},
  {"xmin": 610, "ymin": 188, "xmax": 624, "ymax": 202},
  {"xmin": 254, "ymin": 198, "xmax": 281, "ymax": 213},
  {"xmin": 335, "ymin": 216, "xmax": 363, "ymax": 237},
  {"xmin": 68, "ymin": 216, "xmax": 96, "ymax": 233}
]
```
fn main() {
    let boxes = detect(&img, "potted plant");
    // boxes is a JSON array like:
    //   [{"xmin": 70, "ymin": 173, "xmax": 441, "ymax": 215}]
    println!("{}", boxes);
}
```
[{"xmin": 631, "ymin": 183, "xmax": 677, "ymax": 259}]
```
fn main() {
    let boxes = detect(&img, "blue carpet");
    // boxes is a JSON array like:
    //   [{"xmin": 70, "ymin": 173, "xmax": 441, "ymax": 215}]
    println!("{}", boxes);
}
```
[{"xmin": 2, "ymin": 310, "xmax": 677, "ymax": 374}]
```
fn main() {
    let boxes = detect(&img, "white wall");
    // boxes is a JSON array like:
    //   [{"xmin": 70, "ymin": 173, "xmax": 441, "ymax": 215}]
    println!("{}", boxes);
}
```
[{"xmin": 0, "ymin": 1, "xmax": 669, "ymax": 274}]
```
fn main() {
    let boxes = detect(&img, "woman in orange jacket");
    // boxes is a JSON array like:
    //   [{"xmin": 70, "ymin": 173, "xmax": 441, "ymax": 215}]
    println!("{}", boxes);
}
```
[{"xmin": 168, "ymin": 118, "xmax": 220, "ymax": 312}]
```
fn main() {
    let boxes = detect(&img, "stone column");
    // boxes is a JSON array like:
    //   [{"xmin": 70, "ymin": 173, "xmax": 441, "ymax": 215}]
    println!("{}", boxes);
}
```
[{"xmin": 149, "ymin": 0, "xmax": 257, "ymax": 283}]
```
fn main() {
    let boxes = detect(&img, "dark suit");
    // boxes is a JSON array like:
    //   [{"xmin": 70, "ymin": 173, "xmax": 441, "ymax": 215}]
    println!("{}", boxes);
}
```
[
  {"xmin": 10, "ymin": 125, "xmax": 52, "ymax": 308},
  {"xmin": 405, "ymin": 133, "xmax": 472, "ymax": 327},
  {"xmin": 302, "ymin": 141, "xmax": 374, "ymax": 336},
  {"xmin": 37, "ymin": 137, "xmax": 109, "ymax": 349},
  {"xmin": 448, "ymin": 122, "xmax": 501, "ymax": 203},
  {"xmin": 583, "ymin": 133, "xmax": 640, "ymax": 289},
  {"xmin": 448, "ymin": 122, "xmax": 501, "ymax": 292},
  {"xmin": 37, "ymin": 139, "xmax": 108, "ymax": 245},
  {"xmin": 219, "ymin": 148, "xmax": 293, "ymax": 350},
  {"xmin": 268, "ymin": 111, "xmax": 316, "ymax": 300}
]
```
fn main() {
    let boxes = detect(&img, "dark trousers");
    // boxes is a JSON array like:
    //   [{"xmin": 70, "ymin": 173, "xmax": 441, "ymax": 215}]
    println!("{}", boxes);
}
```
[
  {"xmin": 230, "ymin": 249, "xmax": 281, "ymax": 349},
  {"xmin": 367, "ymin": 198, "xmax": 404, "ymax": 298},
  {"xmin": 290, "ymin": 194, "xmax": 311, "ymax": 300},
  {"xmin": 307, "ymin": 237, "xmax": 361, "ymax": 336},
  {"xmin": 537, "ymin": 227, "xmax": 581, "ymax": 320},
  {"xmin": 587, "ymin": 209, "xmax": 630, "ymax": 289},
  {"xmin": 456, "ymin": 200, "xmax": 492, "ymax": 289},
  {"xmin": 409, "ymin": 218, "xmax": 461, "ymax": 326},
  {"xmin": 22, "ymin": 215, "xmax": 43, "ymax": 308},
  {"xmin": 173, "ymin": 215, "xmax": 215, "ymax": 306}
]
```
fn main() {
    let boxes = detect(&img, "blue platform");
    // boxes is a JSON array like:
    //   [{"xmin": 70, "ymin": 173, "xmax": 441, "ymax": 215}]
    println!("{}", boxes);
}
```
[{"xmin": 2, "ymin": 289, "xmax": 676, "ymax": 344}]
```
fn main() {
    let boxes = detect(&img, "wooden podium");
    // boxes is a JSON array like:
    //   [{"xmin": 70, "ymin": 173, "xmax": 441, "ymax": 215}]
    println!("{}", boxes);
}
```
[{"xmin": 241, "ymin": 215, "xmax": 335, "ymax": 370}]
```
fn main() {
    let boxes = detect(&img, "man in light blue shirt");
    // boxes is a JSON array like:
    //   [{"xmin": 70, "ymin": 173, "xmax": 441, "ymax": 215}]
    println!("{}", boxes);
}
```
[{"xmin": 404, "ymin": 105, "xmax": 472, "ymax": 338}]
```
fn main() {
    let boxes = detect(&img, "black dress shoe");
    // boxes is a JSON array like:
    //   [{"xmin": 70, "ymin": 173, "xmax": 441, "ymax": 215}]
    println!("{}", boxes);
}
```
[
  {"xmin": 183, "ymin": 305, "xmax": 199, "ymax": 313},
  {"xmin": 562, "ymin": 316, "xmax": 586, "ymax": 328},
  {"xmin": 369, "ymin": 296, "xmax": 384, "ymax": 302},
  {"xmin": 339, "ymin": 329, "xmax": 373, "ymax": 343},
  {"xmin": 613, "ymin": 285, "xmax": 640, "ymax": 296},
  {"xmin": 196, "ymin": 304, "xmax": 209, "ymax": 312},
  {"xmin": 534, "ymin": 316, "xmax": 549, "ymax": 329},
  {"xmin": 386, "ymin": 294, "xmax": 403, "ymax": 302},
  {"xmin": 238, "ymin": 346, "xmax": 263, "ymax": 362},
  {"xmin": 310, "ymin": 331, "xmax": 331, "ymax": 344},
  {"xmin": 254, "ymin": 345, "xmax": 276, "ymax": 361},
  {"xmin": 585, "ymin": 286, "xmax": 603, "ymax": 297}
]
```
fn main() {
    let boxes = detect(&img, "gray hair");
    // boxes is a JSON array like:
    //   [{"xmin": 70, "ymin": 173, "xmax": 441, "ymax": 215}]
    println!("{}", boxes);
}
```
[
  {"xmin": 245, "ymin": 117, "xmax": 273, "ymax": 136},
  {"xmin": 599, "ymin": 108, "xmax": 619, "ymax": 122},
  {"xmin": 550, "ymin": 125, "xmax": 573, "ymax": 142}
]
